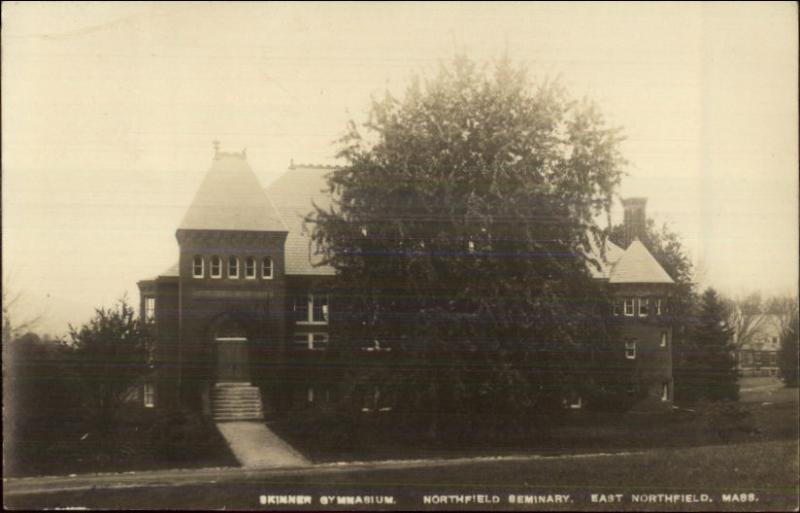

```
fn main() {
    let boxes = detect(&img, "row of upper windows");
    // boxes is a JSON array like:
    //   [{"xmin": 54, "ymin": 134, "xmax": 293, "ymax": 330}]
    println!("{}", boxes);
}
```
[
  {"xmin": 142, "ymin": 292, "xmax": 329, "ymax": 325},
  {"xmin": 192, "ymin": 255, "xmax": 273, "ymax": 280},
  {"xmin": 613, "ymin": 297, "xmax": 665, "ymax": 318}
]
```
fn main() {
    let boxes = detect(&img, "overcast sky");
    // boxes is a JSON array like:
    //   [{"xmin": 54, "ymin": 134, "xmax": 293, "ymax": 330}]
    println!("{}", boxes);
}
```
[{"xmin": 2, "ymin": 2, "xmax": 797, "ymax": 336}]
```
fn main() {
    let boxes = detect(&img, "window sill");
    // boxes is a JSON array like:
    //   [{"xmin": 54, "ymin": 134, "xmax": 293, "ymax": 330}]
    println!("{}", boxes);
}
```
[{"xmin": 296, "ymin": 321, "xmax": 328, "ymax": 326}]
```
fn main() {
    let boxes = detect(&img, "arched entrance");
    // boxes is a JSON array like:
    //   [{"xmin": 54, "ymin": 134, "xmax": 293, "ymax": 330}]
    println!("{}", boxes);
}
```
[{"xmin": 212, "ymin": 316, "xmax": 251, "ymax": 383}]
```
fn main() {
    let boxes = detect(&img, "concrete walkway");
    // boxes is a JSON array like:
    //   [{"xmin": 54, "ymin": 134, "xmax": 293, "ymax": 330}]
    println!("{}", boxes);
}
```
[{"xmin": 215, "ymin": 422, "xmax": 310, "ymax": 468}]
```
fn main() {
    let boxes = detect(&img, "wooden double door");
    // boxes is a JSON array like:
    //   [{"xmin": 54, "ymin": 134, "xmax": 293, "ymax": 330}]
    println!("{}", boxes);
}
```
[{"xmin": 215, "ymin": 337, "xmax": 250, "ymax": 382}]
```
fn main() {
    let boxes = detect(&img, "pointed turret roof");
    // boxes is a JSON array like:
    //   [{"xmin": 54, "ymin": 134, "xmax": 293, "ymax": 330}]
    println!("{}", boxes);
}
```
[
  {"xmin": 179, "ymin": 152, "xmax": 287, "ymax": 232},
  {"xmin": 608, "ymin": 239, "xmax": 674, "ymax": 284},
  {"xmin": 264, "ymin": 163, "xmax": 335, "ymax": 275}
]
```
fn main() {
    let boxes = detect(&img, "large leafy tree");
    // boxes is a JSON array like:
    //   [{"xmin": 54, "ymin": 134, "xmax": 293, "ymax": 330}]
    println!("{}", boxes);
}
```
[
  {"xmin": 724, "ymin": 292, "xmax": 764, "ymax": 350},
  {"xmin": 68, "ymin": 298, "xmax": 151, "ymax": 430},
  {"xmin": 311, "ymin": 56, "xmax": 625, "ymax": 435}
]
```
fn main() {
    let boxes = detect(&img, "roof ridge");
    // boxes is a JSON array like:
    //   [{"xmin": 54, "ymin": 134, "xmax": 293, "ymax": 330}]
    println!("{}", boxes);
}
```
[{"xmin": 288, "ymin": 160, "xmax": 338, "ymax": 170}]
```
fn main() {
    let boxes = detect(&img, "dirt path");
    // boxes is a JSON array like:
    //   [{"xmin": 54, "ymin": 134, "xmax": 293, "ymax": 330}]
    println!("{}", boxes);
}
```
[{"xmin": 4, "ymin": 449, "xmax": 646, "ymax": 498}]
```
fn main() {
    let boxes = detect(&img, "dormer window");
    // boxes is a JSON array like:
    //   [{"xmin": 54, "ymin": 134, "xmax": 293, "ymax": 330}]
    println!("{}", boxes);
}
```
[
  {"xmin": 193, "ymin": 256, "xmax": 204, "ymax": 278},
  {"xmin": 210, "ymin": 256, "xmax": 222, "ymax": 278},
  {"xmin": 639, "ymin": 298, "xmax": 649, "ymax": 317},
  {"xmin": 228, "ymin": 256, "xmax": 239, "ymax": 279},
  {"xmin": 245, "ymin": 257, "xmax": 256, "ymax": 279},
  {"xmin": 262, "ymin": 257, "xmax": 273, "ymax": 279}
]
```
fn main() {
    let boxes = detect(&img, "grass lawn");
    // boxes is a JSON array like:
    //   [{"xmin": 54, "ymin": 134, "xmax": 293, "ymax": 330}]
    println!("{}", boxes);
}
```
[
  {"xmin": 4, "ymin": 411, "xmax": 238, "ymax": 478},
  {"xmin": 6, "ymin": 440, "xmax": 798, "ymax": 510},
  {"xmin": 270, "ymin": 380, "xmax": 799, "ymax": 464}
]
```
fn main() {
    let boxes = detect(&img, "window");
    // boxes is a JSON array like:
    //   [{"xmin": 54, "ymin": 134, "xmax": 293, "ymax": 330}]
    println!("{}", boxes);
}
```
[
  {"xmin": 245, "ymin": 257, "xmax": 256, "ymax": 279},
  {"xmin": 312, "ymin": 294, "xmax": 329, "ymax": 323},
  {"xmin": 293, "ymin": 332, "xmax": 329, "ymax": 350},
  {"xmin": 660, "ymin": 331, "xmax": 668, "ymax": 348},
  {"xmin": 361, "ymin": 386, "xmax": 392, "ymax": 412},
  {"xmin": 639, "ymin": 298, "xmax": 649, "ymax": 317},
  {"xmin": 144, "ymin": 297, "xmax": 156, "ymax": 323},
  {"xmin": 307, "ymin": 387, "xmax": 314, "ymax": 403},
  {"xmin": 363, "ymin": 339, "xmax": 391, "ymax": 352},
  {"xmin": 295, "ymin": 293, "xmax": 329, "ymax": 324},
  {"xmin": 293, "ymin": 296, "xmax": 309, "ymax": 323},
  {"xmin": 143, "ymin": 383, "xmax": 155, "ymax": 408},
  {"xmin": 262, "ymin": 257, "xmax": 273, "ymax": 279},
  {"xmin": 228, "ymin": 256, "xmax": 239, "ymax": 279},
  {"xmin": 146, "ymin": 339, "xmax": 156, "ymax": 366},
  {"xmin": 625, "ymin": 340, "xmax": 637, "ymax": 360},
  {"xmin": 612, "ymin": 300, "xmax": 621, "ymax": 316},
  {"xmin": 656, "ymin": 298, "xmax": 663, "ymax": 316},
  {"xmin": 661, "ymin": 382, "xmax": 669, "ymax": 402},
  {"xmin": 210, "ymin": 256, "xmax": 222, "ymax": 278},
  {"xmin": 193, "ymin": 256, "xmax": 204, "ymax": 278},
  {"xmin": 624, "ymin": 298, "xmax": 635, "ymax": 317}
]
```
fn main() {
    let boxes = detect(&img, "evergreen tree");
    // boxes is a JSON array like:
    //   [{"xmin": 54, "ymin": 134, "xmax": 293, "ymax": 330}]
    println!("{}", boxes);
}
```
[
  {"xmin": 310, "ymin": 55, "xmax": 626, "ymax": 436},
  {"xmin": 689, "ymin": 288, "xmax": 739, "ymax": 401},
  {"xmin": 777, "ymin": 305, "xmax": 798, "ymax": 387}
]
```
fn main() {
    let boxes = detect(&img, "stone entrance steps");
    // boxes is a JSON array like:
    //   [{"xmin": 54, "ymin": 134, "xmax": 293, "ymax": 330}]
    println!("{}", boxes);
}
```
[{"xmin": 211, "ymin": 382, "xmax": 264, "ymax": 421}]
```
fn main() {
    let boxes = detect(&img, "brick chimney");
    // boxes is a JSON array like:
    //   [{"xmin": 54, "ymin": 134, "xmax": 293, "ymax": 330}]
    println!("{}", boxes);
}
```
[{"xmin": 621, "ymin": 197, "xmax": 647, "ymax": 248}]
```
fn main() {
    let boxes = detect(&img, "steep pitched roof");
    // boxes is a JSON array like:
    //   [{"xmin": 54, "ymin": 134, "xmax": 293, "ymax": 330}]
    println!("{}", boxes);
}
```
[
  {"xmin": 264, "ymin": 164, "xmax": 336, "ymax": 276},
  {"xmin": 179, "ymin": 153, "xmax": 287, "ymax": 232},
  {"xmin": 584, "ymin": 235, "xmax": 626, "ymax": 280},
  {"xmin": 608, "ymin": 239, "xmax": 674, "ymax": 284}
]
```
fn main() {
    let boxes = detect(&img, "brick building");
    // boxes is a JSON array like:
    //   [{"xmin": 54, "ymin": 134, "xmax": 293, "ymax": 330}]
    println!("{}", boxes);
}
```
[{"xmin": 138, "ymin": 148, "xmax": 675, "ymax": 418}]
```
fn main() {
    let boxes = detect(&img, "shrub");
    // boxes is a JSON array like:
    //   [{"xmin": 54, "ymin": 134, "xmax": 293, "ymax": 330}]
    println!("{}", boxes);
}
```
[
  {"xmin": 702, "ymin": 401, "xmax": 760, "ymax": 444},
  {"xmin": 149, "ymin": 408, "xmax": 231, "ymax": 464},
  {"xmin": 280, "ymin": 402, "xmax": 360, "ymax": 453}
]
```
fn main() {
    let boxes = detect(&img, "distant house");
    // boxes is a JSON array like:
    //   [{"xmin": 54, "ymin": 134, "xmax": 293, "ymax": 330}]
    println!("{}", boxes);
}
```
[
  {"xmin": 137, "ymin": 145, "xmax": 675, "ymax": 419},
  {"xmin": 736, "ymin": 314, "xmax": 781, "ymax": 377}
]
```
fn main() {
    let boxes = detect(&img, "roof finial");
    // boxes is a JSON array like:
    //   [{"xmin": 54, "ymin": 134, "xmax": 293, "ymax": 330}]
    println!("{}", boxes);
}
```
[
  {"xmin": 241, "ymin": 148, "xmax": 247, "ymax": 159},
  {"xmin": 289, "ymin": 158, "xmax": 295, "ymax": 169},
  {"xmin": 213, "ymin": 140, "xmax": 221, "ymax": 158}
]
